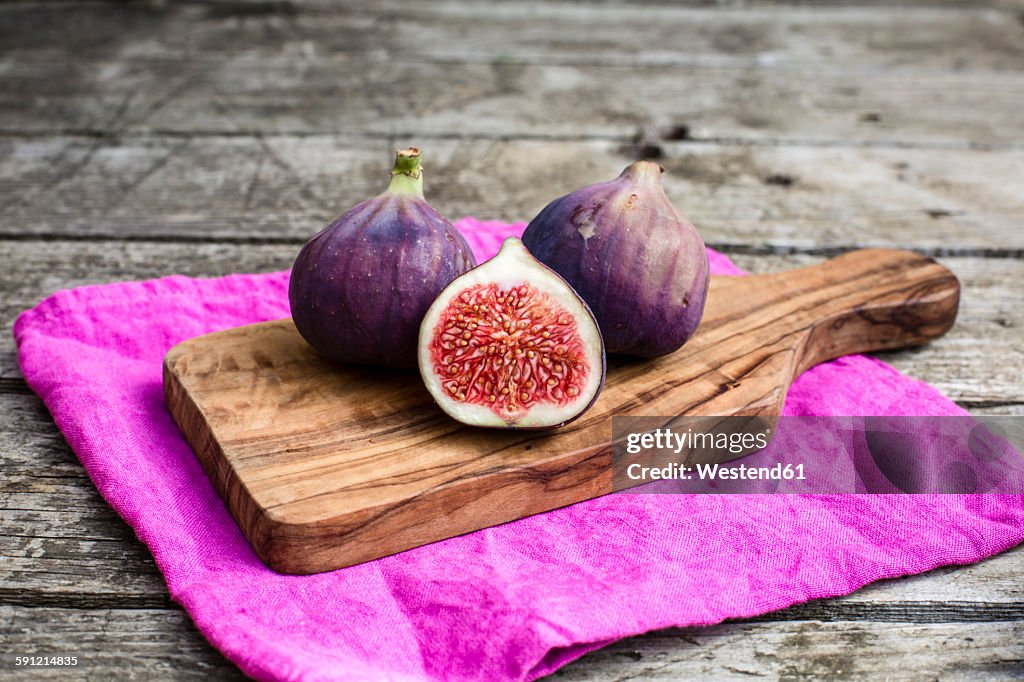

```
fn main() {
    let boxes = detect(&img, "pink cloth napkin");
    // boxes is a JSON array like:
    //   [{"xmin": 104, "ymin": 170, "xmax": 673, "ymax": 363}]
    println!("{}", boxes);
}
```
[{"xmin": 14, "ymin": 218, "xmax": 1024, "ymax": 681}]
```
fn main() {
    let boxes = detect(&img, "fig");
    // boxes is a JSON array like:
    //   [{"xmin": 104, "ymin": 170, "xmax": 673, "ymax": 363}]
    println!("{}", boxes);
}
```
[
  {"xmin": 289, "ymin": 148, "xmax": 476, "ymax": 368},
  {"xmin": 418, "ymin": 237, "xmax": 605, "ymax": 429},
  {"xmin": 521, "ymin": 161, "xmax": 710, "ymax": 358}
]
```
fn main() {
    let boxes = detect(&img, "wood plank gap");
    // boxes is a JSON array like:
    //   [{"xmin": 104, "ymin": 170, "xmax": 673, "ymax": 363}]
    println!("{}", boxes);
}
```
[
  {"xmin": 0, "ymin": 589, "xmax": 174, "ymax": 610},
  {"xmin": 2, "ymin": 235, "xmax": 1022, "ymax": 261},
  {"xmin": 3, "ymin": 0, "xmax": 1016, "ymax": 12},
  {"xmin": 958, "ymin": 399, "xmax": 1024, "ymax": 410},
  {"xmin": 11, "ymin": 53, "xmax": 1024, "ymax": 75},
  {"xmin": 708, "ymin": 243, "xmax": 1024, "ymax": 260},
  {"xmin": 744, "ymin": 601, "xmax": 1024, "ymax": 624},
  {"xmin": 0, "ymin": 129, "xmax": 628, "ymax": 143},
  {"xmin": 2, "ymin": 129, "xmax": 1023, "ymax": 153},
  {"xmin": 0, "ymin": 532, "xmax": 134, "ymax": 542},
  {"xmin": 0, "ymin": 378, "xmax": 32, "ymax": 394},
  {"xmin": 2, "ymin": 586, "xmax": 1022, "ymax": 623},
  {"xmin": 0, "ymin": 233, "xmax": 308, "ymax": 246}
]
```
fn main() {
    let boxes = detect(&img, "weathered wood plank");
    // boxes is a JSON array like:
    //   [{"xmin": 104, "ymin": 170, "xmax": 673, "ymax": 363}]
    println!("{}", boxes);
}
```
[
  {"xmin": 3, "ymin": 2, "xmax": 1023, "ymax": 73},
  {"xmin": 970, "ymin": 404, "xmax": 1024, "ymax": 416},
  {"xmin": 829, "ymin": 545, "xmax": 1024, "ymax": 608},
  {"xmin": 0, "ymin": 606, "xmax": 246, "ymax": 681},
  {"xmin": 3, "ymin": 1, "xmax": 1024, "ymax": 147},
  {"xmin": 0, "ymin": 240, "xmax": 288, "ymax": 381},
  {"xmin": 5, "ymin": 58, "xmax": 1023, "ymax": 147},
  {"xmin": 2, "ymin": 606, "xmax": 1022, "ymax": 681},
  {"xmin": 3, "ymin": 137, "xmax": 1023, "ymax": 253},
  {"xmin": 556, "ymin": 620, "xmax": 1024, "ymax": 681},
  {"xmin": 0, "ymin": 394, "xmax": 172, "ymax": 608}
]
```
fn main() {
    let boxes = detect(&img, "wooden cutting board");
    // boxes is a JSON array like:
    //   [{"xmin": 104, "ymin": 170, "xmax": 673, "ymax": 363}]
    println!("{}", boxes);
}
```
[{"xmin": 163, "ymin": 249, "xmax": 959, "ymax": 574}]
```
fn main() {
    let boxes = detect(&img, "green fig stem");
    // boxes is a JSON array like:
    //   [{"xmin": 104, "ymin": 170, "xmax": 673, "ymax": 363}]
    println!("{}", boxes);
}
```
[{"xmin": 385, "ymin": 147, "xmax": 425, "ymax": 198}]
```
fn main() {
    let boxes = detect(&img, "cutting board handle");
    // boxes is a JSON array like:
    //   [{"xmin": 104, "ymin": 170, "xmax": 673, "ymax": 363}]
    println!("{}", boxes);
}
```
[{"xmin": 744, "ymin": 248, "xmax": 961, "ymax": 373}]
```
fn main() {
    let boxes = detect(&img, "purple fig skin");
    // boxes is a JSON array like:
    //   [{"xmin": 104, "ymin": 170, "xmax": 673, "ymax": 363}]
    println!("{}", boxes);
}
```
[
  {"xmin": 289, "ymin": 150, "xmax": 476, "ymax": 369},
  {"xmin": 521, "ymin": 161, "xmax": 710, "ymax": 358}
]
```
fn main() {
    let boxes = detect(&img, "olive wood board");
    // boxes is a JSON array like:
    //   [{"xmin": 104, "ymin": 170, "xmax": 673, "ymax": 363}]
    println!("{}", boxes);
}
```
[{"xmin": 163, "ymin": 249, "xmax": 959, "ymax": 574}]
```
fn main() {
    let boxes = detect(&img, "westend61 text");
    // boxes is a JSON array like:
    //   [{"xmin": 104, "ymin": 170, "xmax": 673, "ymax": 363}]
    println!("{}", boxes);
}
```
[{"xmin": 626, "ymin": 462, "xmax": 807, "ymax": 482}]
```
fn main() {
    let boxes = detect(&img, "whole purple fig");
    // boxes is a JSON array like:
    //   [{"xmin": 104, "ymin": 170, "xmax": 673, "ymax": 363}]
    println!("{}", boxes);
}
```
[
  {"xmin": 289, "ymin": 148, "xmax": 476, "ymax": 368},
  {"xmin": 522, "ymin": 161, "xmax": 709, "ymax": 358}
]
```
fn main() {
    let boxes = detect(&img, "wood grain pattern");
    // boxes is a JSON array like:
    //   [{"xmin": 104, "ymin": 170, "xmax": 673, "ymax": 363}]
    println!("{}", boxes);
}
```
[
  {"xmin": 163, "ymin": 249, "xmax": 959, "ymax": 573},
  {"xmin": 3, "ymin": 608, "xmax": 1021, "ymax": 682},
  {"xmin": 3, "ymin": 1, "xmax": 1020, "ymax": 676},
  {"xmin": 5, "ymin": 136, "xmax": 1023, "ymax": 254},
  {"xmin": 6, "ymin": 2, "xmax": 1023, "ymax": 72},
  {"xmin": 4, "ymin": 3, "xmax": 1024, "ymax": 146}
]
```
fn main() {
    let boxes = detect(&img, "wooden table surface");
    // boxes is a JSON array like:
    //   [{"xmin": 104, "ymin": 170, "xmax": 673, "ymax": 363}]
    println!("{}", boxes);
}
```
[{"xmin": 2, "ymin": 1, "xmax": 1023, "ymax": 679}]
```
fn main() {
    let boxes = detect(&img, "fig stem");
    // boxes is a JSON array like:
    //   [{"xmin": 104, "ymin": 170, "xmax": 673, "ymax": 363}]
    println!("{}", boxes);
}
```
[
  {"xmin": 385, "ymin": 147, "xmax": 425, "ymax": 198},
  {"xmin": 621, "ymin": 160, "xmax": 665, "ymax": 183}
]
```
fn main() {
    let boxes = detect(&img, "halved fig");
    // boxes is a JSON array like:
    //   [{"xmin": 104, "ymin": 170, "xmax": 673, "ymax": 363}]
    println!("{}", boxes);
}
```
[{"xmin": 418, "ymin": 237, "xmax": 605, "ymax": 429}]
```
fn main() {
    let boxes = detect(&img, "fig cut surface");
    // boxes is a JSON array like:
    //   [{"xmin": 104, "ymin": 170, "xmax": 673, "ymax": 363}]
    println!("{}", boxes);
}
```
[{"xmin": 418, "ymin": 238, "xmax": 605, "ymax": 429}]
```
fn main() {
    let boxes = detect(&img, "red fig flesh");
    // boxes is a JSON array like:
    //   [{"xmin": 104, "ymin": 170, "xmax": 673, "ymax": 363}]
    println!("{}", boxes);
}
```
[
  {"xmin": 288, "ymin": 149, "xmax": 476, "ymax": 368},
  {"xmin": 522, "ymin": 161, "xmax": 710, "ymax": 358},
  {"xmin": 418, "ymin": 238, "xmax": 605, "ymax": 429}
]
